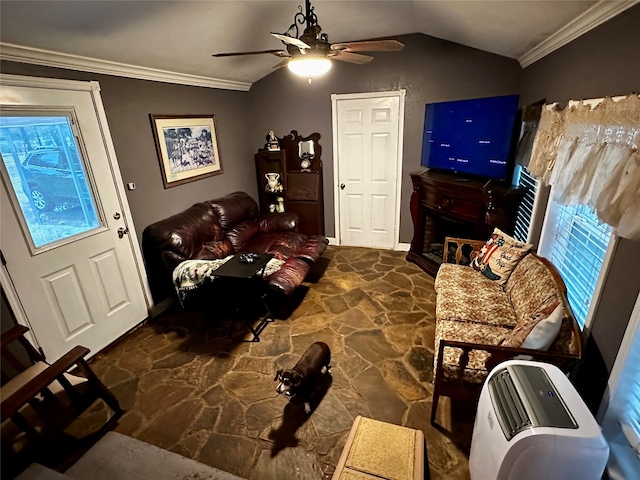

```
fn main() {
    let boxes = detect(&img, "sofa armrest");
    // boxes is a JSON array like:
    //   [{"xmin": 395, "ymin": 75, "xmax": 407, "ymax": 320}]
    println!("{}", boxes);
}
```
[
  {"xmin": 443, "ymin": 237, "xmax": 486, "ymax": 265},
  {"xmin": 435, "ymin": 339, "xmax": 582, "ymax": 387},
  {"xmin": 160, "ymin": 251, "xmax": 190, "ymax": 271},
  {"xmin": 256, "ymin": 212, "xmax": 299, "ymax": 234}
]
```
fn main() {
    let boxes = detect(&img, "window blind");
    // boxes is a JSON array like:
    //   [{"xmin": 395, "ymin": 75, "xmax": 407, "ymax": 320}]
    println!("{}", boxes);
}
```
[
  {"xmin": 512, "ymin": 166, "xmax": 538, "ymax": 243},
  {"xmin": 539, "ymin": 198, "xmax": 613, "ymax": 328},
  {"xmin": 601, "ymin": 298, "xmax": 640, "ymax": 478},
  {"xmin": 619, "ymin": 328, "xmax": 640, "ymax": 457}
]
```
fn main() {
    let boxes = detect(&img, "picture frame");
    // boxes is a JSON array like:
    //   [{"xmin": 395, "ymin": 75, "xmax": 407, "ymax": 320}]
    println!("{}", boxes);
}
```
[{"xmin": 150, "ymin": 114, "xmax": 223, "ymax": 188}]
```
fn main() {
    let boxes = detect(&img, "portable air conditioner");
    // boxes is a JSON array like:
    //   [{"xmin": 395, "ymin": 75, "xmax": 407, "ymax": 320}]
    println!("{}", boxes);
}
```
[{"xmin": 469, "ymin": 360, "xmax": 609, "ymax": 480}]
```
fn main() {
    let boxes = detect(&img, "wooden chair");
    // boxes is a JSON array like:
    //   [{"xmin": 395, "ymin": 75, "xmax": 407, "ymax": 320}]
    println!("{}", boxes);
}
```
[{"xmin": 1, "ymin": 325, "xmax": 123, "ymax": 478}]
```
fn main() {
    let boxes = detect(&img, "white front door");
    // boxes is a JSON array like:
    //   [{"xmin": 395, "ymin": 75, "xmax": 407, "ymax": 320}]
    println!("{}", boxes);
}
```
[
  {"xmin": 0, "ymin": 75, "xmax": 149, "ymax": 362},
  {"xmin": 332, "ymin": 91, "xmax": 405, "ymax": 249}
]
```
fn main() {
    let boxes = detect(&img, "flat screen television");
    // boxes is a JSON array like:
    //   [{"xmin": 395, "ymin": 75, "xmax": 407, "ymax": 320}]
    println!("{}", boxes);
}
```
[{"xmin": 420, "ymin": 95, "xmax": 520, "ymax": 182}]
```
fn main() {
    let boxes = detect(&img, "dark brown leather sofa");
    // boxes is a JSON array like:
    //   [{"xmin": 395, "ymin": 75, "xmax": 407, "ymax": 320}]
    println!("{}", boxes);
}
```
[{"xmin": 142, "ymin": 191, "xmax": 329, "ymax": 304}]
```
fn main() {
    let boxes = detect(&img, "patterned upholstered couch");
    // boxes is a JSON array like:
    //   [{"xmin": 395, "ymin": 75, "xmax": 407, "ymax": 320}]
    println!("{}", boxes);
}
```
[{"xmin": 430, "ymin": 237, "xmax": 583, "ymax": 425}]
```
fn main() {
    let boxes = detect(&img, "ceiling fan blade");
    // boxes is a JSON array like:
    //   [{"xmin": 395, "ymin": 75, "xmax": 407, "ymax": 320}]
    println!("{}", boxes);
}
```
[
  {"xmin": 332, "ymin": 51, "xmax": 374, "ymax": 64},
  {"xmin": 212, "ymin": 50, "xmax": 288, "ymax": 58},
  {"xmin": 331, "ymin": 39, "xmax": 404, "ymax": 53},
  {"xmin": 270, "ymin": 33, "xmax": 311, "ymax": 50},
  {"xmin": 272, "ymin": 58, "xmax": 291, "ymax": 70}
]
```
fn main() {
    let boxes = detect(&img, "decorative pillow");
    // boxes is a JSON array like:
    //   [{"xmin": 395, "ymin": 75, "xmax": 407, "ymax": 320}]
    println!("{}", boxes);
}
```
[
  {"xmin": 522, "ymin": 303, "xmax": 564, "ymax": 350},
  {"xmin": 502, "ymin": 302, "xmax": 562, "ymax": 349},
  {"xmin": 471, "ymin": 228, "xmax": 533, "ymax": 285}
]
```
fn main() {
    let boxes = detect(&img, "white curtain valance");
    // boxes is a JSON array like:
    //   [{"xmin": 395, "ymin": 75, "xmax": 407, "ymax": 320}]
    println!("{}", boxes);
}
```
[{"xmin": 528, "ymin": 94, "xmax": 640, "ymax": 240}]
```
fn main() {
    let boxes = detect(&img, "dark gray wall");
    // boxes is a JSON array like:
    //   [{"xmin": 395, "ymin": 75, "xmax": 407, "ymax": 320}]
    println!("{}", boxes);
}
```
[
  {"xmin": 520, "ymin": 4, "xmax": 640, "ymax": 411},
  {"xmin": 519, "ymin": 5, "xmax": 640, "ymax": 105},
  {"xmin": 247, "ymin": 33, "xmax": 522, "ymax": 239},
  {"xmin": 0, "ymin": 61, "xmax": 256, "ymax": 243}
]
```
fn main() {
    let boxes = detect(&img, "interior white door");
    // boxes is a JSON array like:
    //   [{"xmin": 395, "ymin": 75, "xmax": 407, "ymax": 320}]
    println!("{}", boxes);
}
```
[
  {"xmin": 334, "ymin": 93, "xmax": 403, "ymax": 248},
  {"xmin": 0, "ymin": 76, "xmax": 148, "ymax": 362}
]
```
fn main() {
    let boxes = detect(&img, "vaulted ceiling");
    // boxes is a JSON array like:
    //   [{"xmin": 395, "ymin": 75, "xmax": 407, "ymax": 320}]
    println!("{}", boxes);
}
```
[{"xmin": 0, "ymin": 1, "xmax": 636, "ymax": 90}]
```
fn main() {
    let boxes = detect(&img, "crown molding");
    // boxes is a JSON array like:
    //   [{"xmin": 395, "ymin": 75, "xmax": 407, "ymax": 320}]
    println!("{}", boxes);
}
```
[
  {"xmin": 0, "ymin": 43, "xmax": 252, "ymax": 91},
  {"xmin": 518, "ymin": 0, "xmax": 638, "ymax": 68}
]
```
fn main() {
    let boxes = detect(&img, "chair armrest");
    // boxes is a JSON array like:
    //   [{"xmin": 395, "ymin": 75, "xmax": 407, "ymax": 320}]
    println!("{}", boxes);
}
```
[
  {"xmin": 257, "ymin": 212, "xmax": 299, "ymax": 234},
  {"xmin": 443, "ymin": 237, "xmax": 486, "ymax": 265},
  {"xmin": 435, "ymin": 339, "xmax": 581, "ymax": 385},
  {"xmin": 1, "ymin": 346, "xmax": 90, "ymax": 421},
  {"xmin": 1, "ymin": 325, "xmax": 30, "ymax": 347}
]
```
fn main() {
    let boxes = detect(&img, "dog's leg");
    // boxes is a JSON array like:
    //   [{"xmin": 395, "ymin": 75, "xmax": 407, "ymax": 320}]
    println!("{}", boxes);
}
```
[{"xmin": 304, "ymin": 401, "xmax": 311, "ymax": 415}]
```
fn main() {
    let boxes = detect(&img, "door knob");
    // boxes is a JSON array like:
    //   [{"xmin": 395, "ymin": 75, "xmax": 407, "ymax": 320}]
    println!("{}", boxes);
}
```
[
  {"xmin": 117, "ymin": 227, "xmax": 129, "ymax": 239},
  {"xmin": 340, "ymin": 183, "xmax": 345, "ymax": 190}
]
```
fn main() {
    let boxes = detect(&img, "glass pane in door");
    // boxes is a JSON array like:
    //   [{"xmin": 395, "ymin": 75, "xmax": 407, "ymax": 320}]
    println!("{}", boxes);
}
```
[{"xmin": 0, "ymin": 113, "xmax": 101, "ymax": 250}]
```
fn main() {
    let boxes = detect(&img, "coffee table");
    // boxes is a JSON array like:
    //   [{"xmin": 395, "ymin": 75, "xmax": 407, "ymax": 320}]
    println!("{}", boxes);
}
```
[{"xmin": 213, "ymin": 253, "xmax": 275, "ymax": 342}]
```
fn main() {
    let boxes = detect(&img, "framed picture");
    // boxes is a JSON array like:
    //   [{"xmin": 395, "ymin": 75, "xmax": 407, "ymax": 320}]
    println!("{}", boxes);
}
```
[{"xmin": 150, "ymin": 114, "xmax": 223, "ymax": 188}]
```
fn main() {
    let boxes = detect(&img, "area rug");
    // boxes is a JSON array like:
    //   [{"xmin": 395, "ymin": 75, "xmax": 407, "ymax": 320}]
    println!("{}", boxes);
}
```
[{"xmin": 333, "ymin": 416, "xmax": 425, "ymax": 480}]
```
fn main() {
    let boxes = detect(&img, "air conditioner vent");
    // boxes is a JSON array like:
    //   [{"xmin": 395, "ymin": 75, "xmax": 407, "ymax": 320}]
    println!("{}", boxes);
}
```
[{"xmin": 489, "ymin": 368, "xmax": 532, "ymax": 440}]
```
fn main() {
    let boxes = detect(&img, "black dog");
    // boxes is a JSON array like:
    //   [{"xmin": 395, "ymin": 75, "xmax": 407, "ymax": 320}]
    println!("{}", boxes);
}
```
[{"xmin": 274, "ymin": 342, "xmax": 331, "ymax": 414}]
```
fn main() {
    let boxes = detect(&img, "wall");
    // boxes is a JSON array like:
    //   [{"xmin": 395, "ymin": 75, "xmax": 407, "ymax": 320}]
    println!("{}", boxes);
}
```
[
  {"xmin": 247, "ymin": 33, "xmax": 522, "ymax": 239},
  {"xmin": 519, "ymin": 4, "xmax": 640, "ymax": 411},
  {"xmin": 0, "ymin": 61, "xmax": 255, "ymax": 244}
]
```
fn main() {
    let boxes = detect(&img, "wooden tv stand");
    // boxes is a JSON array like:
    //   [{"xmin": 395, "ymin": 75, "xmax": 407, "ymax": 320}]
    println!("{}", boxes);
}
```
[{"xmin": 407, "ymin": 170, "xmax": 525, "ymax": 277}]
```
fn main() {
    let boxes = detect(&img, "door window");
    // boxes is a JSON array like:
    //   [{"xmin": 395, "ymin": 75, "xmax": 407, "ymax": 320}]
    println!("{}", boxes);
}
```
[{"xmin": 0, "ymin": 112, "xmax": 102, "ymax": 251}]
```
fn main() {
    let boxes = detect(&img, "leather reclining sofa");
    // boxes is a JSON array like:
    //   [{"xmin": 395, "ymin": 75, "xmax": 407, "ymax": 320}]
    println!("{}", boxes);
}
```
[{"xmin": 142, "ymin": 191, "xmax": 329, "ymax": 304}]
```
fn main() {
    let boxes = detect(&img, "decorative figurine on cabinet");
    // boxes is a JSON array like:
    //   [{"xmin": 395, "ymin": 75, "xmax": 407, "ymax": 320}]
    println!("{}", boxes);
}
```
[
  {"xmin": 265, "ymin": 172, "xmax": 283, "ymax": 193},
  {"xmin": 266, "ymin": 130, "xmax": 280, "ymax": 151}
]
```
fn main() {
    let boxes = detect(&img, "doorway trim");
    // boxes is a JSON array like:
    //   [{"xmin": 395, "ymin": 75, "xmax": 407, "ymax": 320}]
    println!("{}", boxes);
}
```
[
  {"xmin": 0, "ymin": 74, "xmax": 152, "ymax": 347},
  {"xmin": 331, "ymin": 90, "xmax": 406, "ymax": 249}
]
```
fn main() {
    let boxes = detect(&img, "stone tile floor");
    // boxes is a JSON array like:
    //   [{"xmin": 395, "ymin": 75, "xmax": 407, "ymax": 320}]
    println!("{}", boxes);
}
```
[{"xmin": 87, "ymin": 246, "xmax": 474, "ymax": 479}]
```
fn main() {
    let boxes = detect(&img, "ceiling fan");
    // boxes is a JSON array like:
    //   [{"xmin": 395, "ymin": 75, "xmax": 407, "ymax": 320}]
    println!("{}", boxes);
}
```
[{"xmin": 212, "ymin": 0, "xmax": 404, "ymax": 81}]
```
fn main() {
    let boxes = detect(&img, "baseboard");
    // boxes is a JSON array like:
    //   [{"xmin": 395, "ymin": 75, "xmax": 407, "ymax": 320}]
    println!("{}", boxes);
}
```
[{"xmin": 326, "ymin": 238, "xmax": 410, "ymax": 252}]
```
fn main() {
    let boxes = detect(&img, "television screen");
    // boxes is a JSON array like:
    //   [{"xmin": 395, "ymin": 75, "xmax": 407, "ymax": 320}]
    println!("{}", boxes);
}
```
[{"xmin": 420, "ymin": 95, "xmax": 520, "ymax": 181}]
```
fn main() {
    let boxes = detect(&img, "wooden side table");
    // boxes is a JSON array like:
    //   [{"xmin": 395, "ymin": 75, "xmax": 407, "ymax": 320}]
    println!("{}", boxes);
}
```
[{"xmin": 213, "ymin": 253, "xmax": 275, "ymax": 342}]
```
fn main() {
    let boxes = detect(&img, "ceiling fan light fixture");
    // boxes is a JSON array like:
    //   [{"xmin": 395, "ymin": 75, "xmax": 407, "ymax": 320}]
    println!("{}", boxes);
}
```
[
  {"xmin": 211, "ymin": 1, "xmax": 404, "ymax": 82},
  {"xmin": 287, "ymin": 57, "xmax": 332, "ymax": 82}
]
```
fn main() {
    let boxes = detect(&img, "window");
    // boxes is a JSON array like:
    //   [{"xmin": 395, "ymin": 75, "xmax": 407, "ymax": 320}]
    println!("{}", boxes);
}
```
[
  {"xmin": 600, "ymin": 295, "xmax": 640, "ymax": 479},
  {"xmin": 512, "ymin": 165, "xmax": 539, "ymax": 243},
  {"xmin": 538, "ymin": 192, "xmax": 614, "ymax": 329},
  {"xmin": 0, "ymin": 113, "xmax": 100, "ymax": 250}
]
